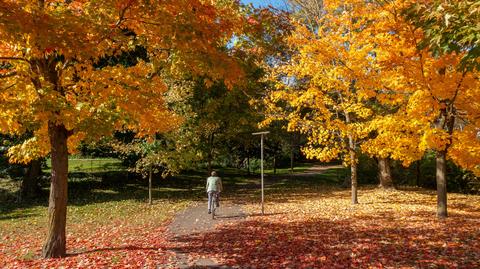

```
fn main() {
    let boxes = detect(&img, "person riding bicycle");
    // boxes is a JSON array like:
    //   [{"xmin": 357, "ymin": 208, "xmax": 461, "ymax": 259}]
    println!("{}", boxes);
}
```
[{"xmin": 206, "ymin": 171, "xmax": 223, "ymax": 214}]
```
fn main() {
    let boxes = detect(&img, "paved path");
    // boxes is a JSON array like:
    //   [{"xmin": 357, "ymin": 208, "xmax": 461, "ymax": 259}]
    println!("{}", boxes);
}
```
[
  {"xmin": 168, "ymin": 201, "xmax": 246, "ymax": 237},
  {"xmin": 167, "ymin": 201, "xmax": 246, "ymax": 268},
  {"xmin": 297, "ymin": 164, "xmax": 343, "ymax": 175}
]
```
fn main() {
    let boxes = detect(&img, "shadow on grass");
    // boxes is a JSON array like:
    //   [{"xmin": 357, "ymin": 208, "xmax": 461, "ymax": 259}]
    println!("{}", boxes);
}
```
[
  {"xmin": 0, "ymin": 168, "xmax": 251, "ymax": 216},
  {"xmin": 0, "ymin": 212, "xmax": 40, "ymax": 221},
  {"xmin": 0, "ymin": 165, "xmax": 346, "ymax": 219},
  {"xmin": 0, "ymin": 170, "xmax": 206, "ymax": 217}
]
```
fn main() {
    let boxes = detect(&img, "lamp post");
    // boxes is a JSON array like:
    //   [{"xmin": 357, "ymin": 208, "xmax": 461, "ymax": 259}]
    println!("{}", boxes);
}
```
[{"xmin": 252, "ymin": 131, "xmax": 269, "ymax": 215}]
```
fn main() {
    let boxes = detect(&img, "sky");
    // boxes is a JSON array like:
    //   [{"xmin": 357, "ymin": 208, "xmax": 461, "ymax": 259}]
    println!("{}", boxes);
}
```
[{"xmin": 241, "ymin": 0, "xmax": 289, "ymax": 9}]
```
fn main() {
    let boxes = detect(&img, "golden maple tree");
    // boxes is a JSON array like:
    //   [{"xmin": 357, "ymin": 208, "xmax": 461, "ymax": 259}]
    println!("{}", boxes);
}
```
[
  {"xmin": 359, "ymin": 0, "xmax": 480, "ymax": 218},
  {"xmin": 0, "ymin": 0, "xmax": 244, "ymax": 258},
  {"xmin": 265, "ymin": 0, "xmax": 480, "ymax": 217},
  {"xmin": 264, "ymin": 0, "xmax": 383, "ymax": 204}
]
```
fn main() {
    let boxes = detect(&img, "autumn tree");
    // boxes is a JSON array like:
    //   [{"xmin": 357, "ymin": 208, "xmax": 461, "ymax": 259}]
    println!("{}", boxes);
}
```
[
  {"xmin": 0, "ymin": 0, "xmax": 243, "ymax": 257},
  {"xmin": 269, "ymin": 0, "xmax": 398, "ymax": 189},
  {"xmin": 357, "ymin": 0, "xmax": 480, "ymax": 218},
  {"xmin": 264, "ymin": 0, "xmax": 385, "ymax": 204},
  {"xmin": 266, "ymin": 0, "xmax": 480, "ymax": 214},
  {"xmin": 0, "ymin": 134, "xmax": 44, "ymax": 199},
  {"xmin": 287, "ymin": 0, "xmax": 323, "ymax": 30}
]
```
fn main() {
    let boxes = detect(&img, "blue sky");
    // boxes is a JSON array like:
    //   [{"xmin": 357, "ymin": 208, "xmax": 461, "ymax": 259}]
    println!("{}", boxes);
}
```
[{"xmin": 241, "ymin": 0, "xmax": 288, "ymax": 9}]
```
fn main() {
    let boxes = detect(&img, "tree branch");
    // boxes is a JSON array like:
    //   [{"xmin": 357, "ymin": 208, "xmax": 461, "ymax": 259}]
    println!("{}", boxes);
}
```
[
  {"xmin": 0, "ymin": 83, "xmax": 17, "ymax": 91},
  {"xmin": 133, "ymin": 18, "xmax": 163, "ymax": 26},
  {"xmin": 115, "ymin": 2, "xmax": 134, "ymax": 27},
  {"xmin": 449, "ymin": 71, "xmax": 466, "ymax": 107},
  {"xmin": 0, "ymin": 57, "xmax": 31, "ymax": 64},
  {"xmin": 0, "ymin": 71, "xmax": 17, "ymax": 79},
  {"xmin": 66, "ymin": 129, "xmax": 75, "ymax": 137}
]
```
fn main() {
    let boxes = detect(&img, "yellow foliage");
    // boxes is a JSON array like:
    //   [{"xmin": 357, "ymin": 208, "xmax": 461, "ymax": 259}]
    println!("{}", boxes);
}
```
[
  {"xmin": 265, "ymin": 0, "xmax": 480, "ymax": 174},
  {"xmin": 420, "ymin": 129, "xmax": 450, "ymax": 152},
  {"xmin": 7, "ymin": 136, "xmax": 49, "ymax": 164},
  {"xmin": 449, "ymin": 128, "xmax": 480, "ymax": 176},
  {"xmin": 361, "ymin": 114, "xmax": 424, "ymax": 166}
]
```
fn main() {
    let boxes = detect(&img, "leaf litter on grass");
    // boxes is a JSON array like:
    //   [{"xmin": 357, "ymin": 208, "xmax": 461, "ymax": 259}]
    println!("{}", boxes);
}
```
[
  {"xmin": 173, "ymin": 187, "xmax": 480, "ymax": 268},
  {"xmin": 1, "ymin": 183, "xmax": 479, "ymax": 268},
  {"xmin": 0, "ymin": 199, "xmax": 189, "ymax": 268}
]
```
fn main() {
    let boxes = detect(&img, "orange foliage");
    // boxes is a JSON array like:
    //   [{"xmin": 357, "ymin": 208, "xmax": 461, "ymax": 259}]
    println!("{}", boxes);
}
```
[{"xmin": 0, "ymin": 0, "xmax": 245, "ymax": 162}]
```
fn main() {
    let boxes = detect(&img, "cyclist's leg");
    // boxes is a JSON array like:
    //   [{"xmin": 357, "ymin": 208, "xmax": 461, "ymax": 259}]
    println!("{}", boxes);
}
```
[
  {"xmin": 216, "ymin": 192, "xmax": 220, "ymax": 207},
  {"xmin": 207, "ymin": 191, "xmax": 213, "ymax": 213}
]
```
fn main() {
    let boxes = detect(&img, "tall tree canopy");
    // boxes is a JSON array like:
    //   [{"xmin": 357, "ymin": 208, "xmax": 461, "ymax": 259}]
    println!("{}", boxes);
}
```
[
  {"xmin": 0, "ymin": 0, "xmax": 244, "ymax": 258},
  {"xmin": 265, "ymin": 0, "xmax": 480, "ymax": 217}
]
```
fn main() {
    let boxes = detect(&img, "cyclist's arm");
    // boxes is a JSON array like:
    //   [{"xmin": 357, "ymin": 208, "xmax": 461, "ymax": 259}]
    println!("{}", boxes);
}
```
[
  {"xmin": 206, "ymin": 178, "xmax": 209, "ymax": 192},
  {"xmin": 218, "ymin": 178, "xmax": 223, "ymax": 192}
]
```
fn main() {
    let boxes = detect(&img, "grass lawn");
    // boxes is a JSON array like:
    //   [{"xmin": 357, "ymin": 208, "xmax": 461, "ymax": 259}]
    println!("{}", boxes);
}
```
[
  {"xmin": 261, "ymin": 163, "xmax": 314, "ymax": 175},
  {"xmin": 43, "ymin": 158, "xmax": 125, "ymax": 173},
  {"xmin": 0, "ymin": 165, "xmax": 271, "ymax": 267}
]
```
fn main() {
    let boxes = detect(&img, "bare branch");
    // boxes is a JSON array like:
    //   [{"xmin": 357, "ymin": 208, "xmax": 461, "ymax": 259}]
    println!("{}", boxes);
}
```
[{"xmin": 62, "ymin": 59, "xmax": 71, "ymax": 70}]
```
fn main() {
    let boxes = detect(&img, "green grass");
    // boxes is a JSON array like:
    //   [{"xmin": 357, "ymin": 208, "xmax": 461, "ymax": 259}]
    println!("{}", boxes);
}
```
[
  {"xmin": 43, "ymin": 158, "xmax": 125, "ymax": 173},
  {"xmin": 0, "ymin": 172, "xmax": 195, "ymax": 262},
  {"xmin": 252, "ymin": 163, "xmax": 314, "ymax": 175},
  {"xmin": 0, "ymin": 163, "xmax": 359, "ymax": 265},
  {"xmin": 0, "ymin": 178, "xmax": 19, "ymax": 202}
]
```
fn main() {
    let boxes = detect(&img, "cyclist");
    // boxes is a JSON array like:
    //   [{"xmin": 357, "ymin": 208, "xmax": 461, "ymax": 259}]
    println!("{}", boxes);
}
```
[{"xmin": 206, "ymin": 171, "xmax": 223, "ymax": 214}]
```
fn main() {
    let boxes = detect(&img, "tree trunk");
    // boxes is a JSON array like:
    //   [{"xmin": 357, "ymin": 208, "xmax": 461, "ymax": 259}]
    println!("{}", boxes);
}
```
[
  {"xmin": 378, "ymin": 158, "xmax": 394, "ymax": 189},
  {"xmin": 290, "ymin": 134, "xmax": 294, "ymax": 173},
  {"xmin": 207, "ymin": 158, "xmax": 212, "ymax": 175},
  {"xmin": 415, "ymin": 160, "xmax": 421, "ymax": 187},
  {"xmin": 436, "ymin": 150, "xmax": 447, "ymax": 218},
  {"xmin": 434, "ymin": 109, "xmax": 454, "ymax": 219},
  {"xmin": 348, "ymin": 135, "xmax": 358, "ymax": 205},
  {"xmin": 273, "ymin": 155, "xmax": 276, "ymax": 175},
  {"xmin": 21, "ymin": 159, "xmax": 42, "ymax": 199},
  {"xmin": 148, "ymin": 167, "xmax": 152, "ymax": 205},
  {"xmin": 344, "ymin": 106, "xmax": 358, "ymax": 204},
  {"xmin": 42, "ymin": 123, "xmax": 69, "ymax": 258},
  {"xmin": 207, "ymin": 133, "xmax": 215, "ymax": 175}
]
